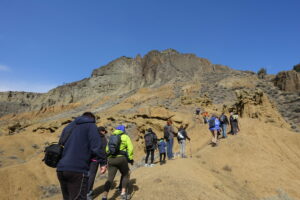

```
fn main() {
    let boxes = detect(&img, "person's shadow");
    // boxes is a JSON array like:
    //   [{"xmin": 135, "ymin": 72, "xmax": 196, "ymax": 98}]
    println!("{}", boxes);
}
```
[{"xmin": 92, "ymin": 178, "xmax": 139, "ymax": 200}]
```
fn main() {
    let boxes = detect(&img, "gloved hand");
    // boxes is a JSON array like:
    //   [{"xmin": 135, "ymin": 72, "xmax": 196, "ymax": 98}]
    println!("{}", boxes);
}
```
[{"xmin": 128, "ymin": 160, "xmax": 134, "ymax": 165}]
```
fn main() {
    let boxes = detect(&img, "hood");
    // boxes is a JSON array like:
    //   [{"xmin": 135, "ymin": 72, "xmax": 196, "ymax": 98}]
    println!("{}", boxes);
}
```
[
  {"xmin": 75, "ymin": 116, "xmax": 95, "ymax": 125},
  {"xmin": 113, "ymin": 129, "xmax": 124, "ymax": 135}
]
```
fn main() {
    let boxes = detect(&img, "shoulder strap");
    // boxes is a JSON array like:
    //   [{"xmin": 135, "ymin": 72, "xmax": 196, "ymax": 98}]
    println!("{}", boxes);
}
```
[{"xmin": 59, "ymin": 124, "xmax": 77, "ymax": 146}]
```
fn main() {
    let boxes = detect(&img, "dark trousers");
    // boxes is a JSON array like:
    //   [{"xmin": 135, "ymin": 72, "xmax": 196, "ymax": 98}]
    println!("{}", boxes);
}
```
[
  {"xmin": 87, "ymin": 161, "xmax": 99, "ymax": 193},
  {"xmin": 104, "ymin": 157, "xmax": 130, "ymax": 192},
  {"xmin": 159, "ymin": 153, "xmax": 166, "ymax": 162},
  {"xmin": 145, "ymin": 149, "xmax": 154, "ymax": 164},
  {"xmin": 57, "ymin": 171, "xmax": 88, "ymax": 200}
]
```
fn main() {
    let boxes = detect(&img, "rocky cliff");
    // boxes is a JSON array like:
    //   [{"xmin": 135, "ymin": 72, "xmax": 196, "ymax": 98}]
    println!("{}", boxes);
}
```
[{"xmin": 273, "ymin": 70, "xmax": 300, "ymax": 92}]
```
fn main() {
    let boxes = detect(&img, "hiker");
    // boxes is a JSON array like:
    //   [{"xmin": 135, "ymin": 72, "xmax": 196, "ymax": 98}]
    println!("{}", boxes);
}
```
[
  {"xmin": 87, "ymin": 126, "xmax": 108, "ymax": 200},
  {"xmin": 177, "ymin": 125, "xmax": 191, "ymax": 158},
  {"xmin": 202, "ymin": 111, "xmax": 209, "ymax": 124},
  {"xmin": 208, "ymin": 114, "xmax": 221, "ymax": 146},
  {"xmin": 230, "ymin": 112, "xmax": 240, "ymax": 135},
  {"xmin": 219, "ymin": 113, "xmax": 229, "ymax": 138},
  {"xmin": 144, "ymin": 128, "xmax": 158, "ymax": 167},
  {"xmin": 57, "ymin": 112, "xmax": 107, "ymax": 200},
  {"xmin": 102, "ymin": 125, "xmax": 134, "ymax": 200},
  {"xmin": 157, "ymin": 138, "xmax": 167, "ymax": 164},
  {"xmin": 164, "ymin": 120, "xmax": 176, "ymax": 160},
  {"xmin": 195, "ymin": 107, "xmax": 201, "ymax": 119}
]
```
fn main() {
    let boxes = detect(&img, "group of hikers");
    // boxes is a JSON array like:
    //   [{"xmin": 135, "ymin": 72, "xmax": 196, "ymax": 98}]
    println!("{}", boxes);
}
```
[
  {"xmin": 54, "ymin": 109, "xmax": 240, "ymax": 200},
  {"xmin": 195, "ymin": 107, "xmax": 240, "ymax": 145}
]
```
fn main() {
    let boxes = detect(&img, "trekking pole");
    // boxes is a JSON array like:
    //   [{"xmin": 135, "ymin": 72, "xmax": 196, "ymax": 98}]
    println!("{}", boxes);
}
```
[{"xmin": 189, "ymin": 140, "xmax": 192, "ymax": 158}]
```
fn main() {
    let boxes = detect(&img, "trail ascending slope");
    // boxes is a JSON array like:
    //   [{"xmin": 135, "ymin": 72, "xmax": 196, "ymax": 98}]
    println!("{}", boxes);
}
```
[{"xmin": 86, "ymin": 119, "xmax": 300, "ymax": 200}]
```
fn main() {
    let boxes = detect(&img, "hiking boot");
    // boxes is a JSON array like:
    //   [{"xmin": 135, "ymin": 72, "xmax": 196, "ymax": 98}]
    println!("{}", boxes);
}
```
[
  {"xmin": 87, "ymin": 190, "xmax": 93, "ymax": 200},
  {"xmin": 120, "ymin": 193, "xmax": 128, "ymax": 200}
]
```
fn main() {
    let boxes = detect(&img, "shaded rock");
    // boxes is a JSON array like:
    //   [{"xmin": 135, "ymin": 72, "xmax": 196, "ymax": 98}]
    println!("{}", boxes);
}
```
[{"xmin": 273, "ymin": 70, "xmax": 300, "ymax": 92}]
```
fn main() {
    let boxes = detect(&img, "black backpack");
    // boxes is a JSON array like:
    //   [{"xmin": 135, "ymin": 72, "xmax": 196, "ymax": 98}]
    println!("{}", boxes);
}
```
[
  {"xmin": 164, "ymin": 126, "xmax": 170, "ymax": 140},
  {"xmin": 209, "ymin": 118, "xmax": 215, "ymax": 129},
  {"xmin": 108, "ymin": 134, "xmax": 123, "ymax": 156},
  {"xmin": 220, "ymin": 115, "xmax": 225, "ymax": 123},
  {"xmin": 43, "ymin": 124, "xmax": 76, "ymax": 168},
  {"xmin": 145, "ymin": 133, "xmax": 154, "ymax": 149}
]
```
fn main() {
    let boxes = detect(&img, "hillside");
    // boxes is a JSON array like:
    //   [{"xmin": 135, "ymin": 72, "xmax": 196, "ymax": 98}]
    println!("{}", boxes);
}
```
[{"xmin": 0, "ymin": 49, "xmax": 299, "ymax": 200}]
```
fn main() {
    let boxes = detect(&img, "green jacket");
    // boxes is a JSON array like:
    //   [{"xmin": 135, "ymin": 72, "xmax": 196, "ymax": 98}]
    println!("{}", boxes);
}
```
[{"xmin": 106, "ymin": 130, "xmax": 134, "ymax": 160}]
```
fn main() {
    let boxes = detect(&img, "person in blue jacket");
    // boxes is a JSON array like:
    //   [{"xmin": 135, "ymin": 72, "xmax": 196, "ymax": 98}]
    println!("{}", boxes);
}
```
[
  {"xmin": 57, "ymin": 112, "xmax": 107, "ymax": 200},
  {"xmin": 208, "ymin": 114, "xmax": 221, "ymax": 146},
  {"xmin": 157, "ymin": 138, "xmax": 167, "ymax": 164}
]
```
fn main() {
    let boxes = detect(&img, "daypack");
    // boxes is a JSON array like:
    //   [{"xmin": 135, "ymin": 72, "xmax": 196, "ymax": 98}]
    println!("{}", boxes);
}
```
[
  {"xmin": 108, "ymin": 134, "xmax": 123, "ymax": 156},
  {"xmin": 43, "ymin": 143, "xmax": 63, "ymax": 168},
  {"xmin": 43, "ymin": 124, "xmax": 76, "ymax": 168},
  {"xmin": 209, "ymin": 118, "xmax": 216, "ymax": 129},
  {"xmin": 177, "ymin": 130, "xmax": 184, "ymax": 140},
  {"xmin": 233, "ymin": 115, "xmax": 238, "ymax": 121},
  {"xmin": 145, "ymin": 133, "xmax": 154, "ymax": 148},
  {"xmin": 220, "ymin": 115, "xmax": 225, "ymax": 123},
  {"xmin": 164, "ymin": 126, "xmax": 170, "ymax": 140}
]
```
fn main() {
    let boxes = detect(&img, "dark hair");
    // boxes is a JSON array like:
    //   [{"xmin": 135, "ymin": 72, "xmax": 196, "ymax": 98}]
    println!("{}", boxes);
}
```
[{"xmin": 82, "ymin": 112, "xmax": 96, "ymax": 120}]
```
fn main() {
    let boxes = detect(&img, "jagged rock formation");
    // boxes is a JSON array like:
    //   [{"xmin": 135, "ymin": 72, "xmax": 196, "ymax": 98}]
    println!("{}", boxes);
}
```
[
  {"xmin": 273, "ymin": 70, "xmax": 300, "ymax": 92},
  {"xmin": 0, "ymin": 49, "xmax": 299, "ymax": 133}
]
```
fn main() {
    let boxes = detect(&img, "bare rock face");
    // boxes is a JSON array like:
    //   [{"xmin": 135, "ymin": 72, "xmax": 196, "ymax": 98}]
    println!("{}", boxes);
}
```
[
  {"xmin": 0, "ymin": 49, "xmax": 232, "ymax": 117},
  {"xmin": 273, "ymin": 70, "xmax": 300, "ymax": 92},
  {"xmin": 230, "ymin": 89, "xmax": 288, "ymax": 128}
]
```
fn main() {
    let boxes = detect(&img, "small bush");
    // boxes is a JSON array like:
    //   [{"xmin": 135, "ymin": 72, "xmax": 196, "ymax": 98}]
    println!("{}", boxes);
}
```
[
  {"xmin": 258, "ymin": 68, "xmax": 267, "ymax": 79},
  {"xmin": 293, "ymin": 63, "xmax": 300, "ymax": 72},
  {"xmin": 222, "ymin": 165, "xmax": 232, "ymax": 172}
]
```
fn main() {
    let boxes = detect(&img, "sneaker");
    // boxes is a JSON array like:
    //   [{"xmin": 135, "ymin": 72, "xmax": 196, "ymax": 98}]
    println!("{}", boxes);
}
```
[
  {"xmin": 150, "ymin": 164, "xmax": 155, "ymax": 167},
  {"xmin": 120, "ymin": 193, "xmax": 128, "ymax": 200},
  {"xmin": 144, "ymin": 163, "xmax": 149, "ymax": 167},
  {"xmin": 87, "ymin": 190, "xmax": 93, "ymax": 200}
]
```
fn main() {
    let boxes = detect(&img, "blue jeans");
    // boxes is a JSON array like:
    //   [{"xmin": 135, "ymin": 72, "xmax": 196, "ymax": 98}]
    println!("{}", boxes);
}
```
[
  {"xmin": 221, "ymin": 124, "xmax": 227, "ymax": 138},
  {"xmin": 167, "ymin": 138, "xmax": 174, "ymax": 159}
]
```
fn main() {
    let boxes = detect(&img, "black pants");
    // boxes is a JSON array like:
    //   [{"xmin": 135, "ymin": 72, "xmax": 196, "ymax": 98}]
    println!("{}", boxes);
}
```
[
  {"xmin": 87, "ymin": 161, "xmax": 99, "ymax": 193},
  {"xmin": 104, "ymin": 156, "xmax": 130, "ymax": 192},
  {"xmin": 159, "ymin": 153, "xmax": 166, "ymax": 162},
  {"xmin": 57, "ymin": 171, "xmax": 88, "ymax": 200},
  {"xmin": 145, "ymin": 149, "xmax": 154, "ymax": 164}
]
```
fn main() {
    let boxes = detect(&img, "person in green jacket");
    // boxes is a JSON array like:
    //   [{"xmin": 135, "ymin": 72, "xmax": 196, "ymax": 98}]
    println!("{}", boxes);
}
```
[{"xmin": 102, "ymin": 125, "xmax": 134, "ymax": 200}]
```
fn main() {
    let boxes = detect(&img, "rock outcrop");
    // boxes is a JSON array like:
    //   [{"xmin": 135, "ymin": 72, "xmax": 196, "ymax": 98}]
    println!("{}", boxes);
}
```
[{"xmin": 273, "ymin": 70, "xmax": 300, "ymax": 92}]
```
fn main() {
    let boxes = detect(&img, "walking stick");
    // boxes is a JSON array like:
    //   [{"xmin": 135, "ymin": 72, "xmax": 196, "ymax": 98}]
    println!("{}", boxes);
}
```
[{"xmin": 189, "ymin": 140, "xmax": 192, "ymax": 158}]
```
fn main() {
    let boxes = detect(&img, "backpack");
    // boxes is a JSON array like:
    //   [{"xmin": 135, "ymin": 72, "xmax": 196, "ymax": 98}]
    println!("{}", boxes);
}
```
[
  {"xmin": 107, "ymin": 134, "xmax": 123, "ymax": 156},
  {"xmin": 220, "ymin": 115, "xmax": 225, "ymax": 123},
  {"xmin": 209, "ymin": 118, "xmax": 215, "ymax": 129},
  {"xmin": 164, "ymin": 126, "xmax": 170, "ymax": 140},
  {"xmin": 145, "ymin": 133, "xmax": 154, "ymax": 149},
  {"xmin": 43, "ymin": 124, "xmax": 76, "ymax": 168},
  {"xmin": 43, "ymin": 143, "xmax": 63, "ymax": 168},
  {"xmin": 177, "ymin": 130, "xmax": 184, "ymax": 140}
]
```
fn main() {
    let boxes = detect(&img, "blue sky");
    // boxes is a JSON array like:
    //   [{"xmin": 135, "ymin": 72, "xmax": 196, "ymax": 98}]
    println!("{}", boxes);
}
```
[{"xmin": 0, "ymin": 0, "xmax": 299, "ymax": 92}]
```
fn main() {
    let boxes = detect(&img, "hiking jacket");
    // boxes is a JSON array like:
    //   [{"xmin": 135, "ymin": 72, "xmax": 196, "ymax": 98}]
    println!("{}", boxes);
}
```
[
  {"xmin": 106, "ymin": 130, "xmax": 134, "ymax": 161},
  {"xmin": 220, "ymin": 114, "xmax": 229, "ymax": 125},
  {"xmin": 144, "ymin": 131, "xmax": 157, "ymax": 150},
  {"xmin": 209, "ymin": 117, "xmax": 221, "ymax": 131},
  {"xmin": 164, "ymin": 125, "xmax": 175, "ymax": 140},
  {"xmin": 57, "ymin": 116, "xmax": 106, "ymax": 174},
  {"xmin": 177, "ymin": 128, "xmax": 190, "ymax": 141},
  {"xmin": 91, "ymin": 133, "xmax": 107, "ymax": 163},
  {"xmin": 158, "ymin": 140, "xmax": 166, "ymax": 153}
]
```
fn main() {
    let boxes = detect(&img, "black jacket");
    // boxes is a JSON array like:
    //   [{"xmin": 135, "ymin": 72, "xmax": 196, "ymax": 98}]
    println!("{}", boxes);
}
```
[{"xmin": 57, "ymin": 116, "xmax": 106, "ymax": 174}]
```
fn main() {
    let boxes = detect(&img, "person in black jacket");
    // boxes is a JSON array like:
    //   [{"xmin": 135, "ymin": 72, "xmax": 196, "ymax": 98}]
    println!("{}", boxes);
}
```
[
  {"xmin": 57, "ymin": 112, "xmax": 107, "ymax": 200},
  {"xmin": 177, "ymin": 125, "xmax": 190, "ymax": 158},
  {"xmin": 87, "ymin": 126, "xmax": 108, "ymax": 200},
  {"xmin": 219, "ymin": 113, "xmax": 229, "ymax": 138},
  {"xmin": 144, "ymin": 128, "xmax": 157, "ymax": 167}
]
